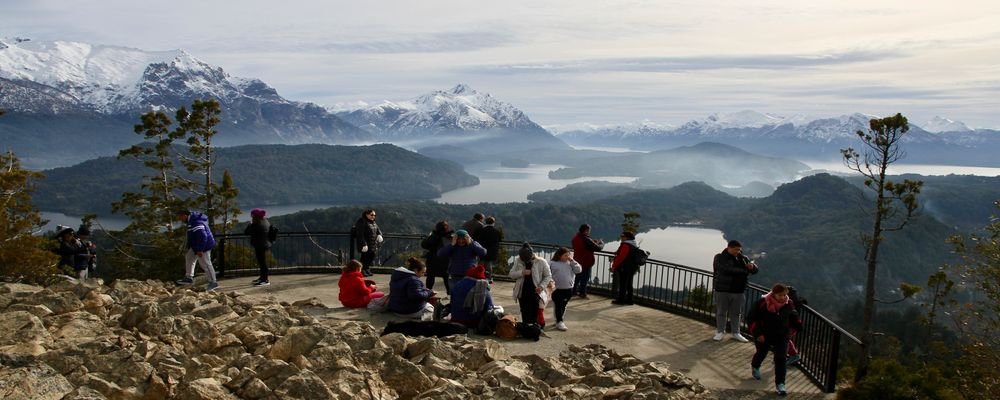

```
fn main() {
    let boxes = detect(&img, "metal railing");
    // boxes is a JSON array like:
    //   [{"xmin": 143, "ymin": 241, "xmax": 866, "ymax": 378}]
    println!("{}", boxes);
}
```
[{"xmin": 216, "ymin": 231, "xmax": 859, "ymax": 393}]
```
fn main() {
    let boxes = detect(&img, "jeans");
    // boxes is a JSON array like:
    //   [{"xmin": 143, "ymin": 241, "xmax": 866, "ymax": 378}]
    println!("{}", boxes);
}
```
[
  {"xmin": 553, "ymin": 288, "xmax": 573, "ymax": 322},
  {"xmin": 574, "ymin": 266, "xmax": 593, "ymax": 295},
  {"xmin": 254, "ymin": 246, "xmax": 269, "ymax": 281},
  {"xmin": 714, "ymin": 291, "xmax": 745, "ymax": 334},
  {"xmin": 184, "ymin": 249, "xmax": 217, "ymax": 283},
  {"xmin": 752, "ymin": 340, "xmax": 788, "ymax": 385}
]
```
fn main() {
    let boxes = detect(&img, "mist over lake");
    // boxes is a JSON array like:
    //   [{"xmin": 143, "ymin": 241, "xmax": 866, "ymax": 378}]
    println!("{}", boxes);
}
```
[{"xmin": 435, "ymin": 162, "xmax": 636, "ymax": 204}]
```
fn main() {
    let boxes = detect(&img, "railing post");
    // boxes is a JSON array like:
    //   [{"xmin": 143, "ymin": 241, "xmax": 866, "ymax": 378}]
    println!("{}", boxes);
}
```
[
  {"xmin": 826, "ymin": 327, "xmax": 841, "ymax": 393},
  {"xmin": 218, "ymin": 237, "xmax": 226, "ymax": 278}
]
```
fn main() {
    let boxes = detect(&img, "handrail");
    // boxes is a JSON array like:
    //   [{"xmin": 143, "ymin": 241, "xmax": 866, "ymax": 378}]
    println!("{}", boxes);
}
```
[{"xmin": 215, "ymin": 231, "xmax": 858, "ymax": 393}]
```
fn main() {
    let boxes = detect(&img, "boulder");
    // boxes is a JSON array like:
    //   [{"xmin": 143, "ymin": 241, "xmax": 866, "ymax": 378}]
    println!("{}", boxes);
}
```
[{"xmin": 0, "ymin": 361, "xmax": 74, "ymax": 400}]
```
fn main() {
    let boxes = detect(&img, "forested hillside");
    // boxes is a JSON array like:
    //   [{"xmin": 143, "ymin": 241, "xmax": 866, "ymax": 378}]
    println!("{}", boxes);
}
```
[{"xmin": 34, "ymin": 143, "xmax": 479, "ymax": 215}]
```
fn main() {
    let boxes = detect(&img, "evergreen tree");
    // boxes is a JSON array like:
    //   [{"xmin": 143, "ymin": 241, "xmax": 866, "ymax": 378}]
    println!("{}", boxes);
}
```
[
  {"xmin": 0, "ymin": 149, "xmax": 59, "ymax": 283},
  {"xmin": 176, "ymin": 99, "xmax": 223, "ymax": 227},
  {"xmin": 841, "ymin": 113, "xmax": 924, "ymax": 382},
  {"xmin": 622, "ymin": 211, "xmax": 640, "ymax": 234},
  {"xmin": 215, "ymin": 169, "xmax": 241, "ymax": 235}
]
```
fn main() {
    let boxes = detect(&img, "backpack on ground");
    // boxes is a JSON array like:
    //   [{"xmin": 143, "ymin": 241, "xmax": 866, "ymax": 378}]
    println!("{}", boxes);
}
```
[
  {"xmin": 476, "ymin": 307, "xmax": 503, "ymax": 335},
  {"xmin": 516, "ymin": 322, "xmax": 543, "ymax": 341},
  {"xmin": 495, "ymin": 315, "xmax": 519, "ymax": 339},
  {"xmin": 267, "ymin": 225, "xmax": 279, "ymax": 243}
]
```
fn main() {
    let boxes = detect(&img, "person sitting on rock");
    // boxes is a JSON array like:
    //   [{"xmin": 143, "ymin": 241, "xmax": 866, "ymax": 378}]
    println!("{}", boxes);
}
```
[
  {"xmin": 449, "ymin": 264, "xmax": 494, "ymax": 328},
  {"xmin": 388, "ymin": 257, "xmax": 437, "ymax": 319},
  {"xmin": 339, "ymin": 259, "xmax": 385, "ymax": 308}
]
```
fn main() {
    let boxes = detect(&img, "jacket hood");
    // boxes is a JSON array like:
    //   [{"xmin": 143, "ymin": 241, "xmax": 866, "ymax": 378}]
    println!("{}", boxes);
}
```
[
  {"xmin": 622, "ymin": 239, "xmax": 637, "ymax": 246},
  {"xmin": 189, "ymin": 212, "xmax": 209, "ymax": 225}
]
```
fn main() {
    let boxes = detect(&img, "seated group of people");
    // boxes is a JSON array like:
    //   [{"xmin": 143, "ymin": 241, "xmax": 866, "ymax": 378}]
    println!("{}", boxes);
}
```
[{"xmin": 338, "ymin": 256, "xmax": 494, "ymax": 326}]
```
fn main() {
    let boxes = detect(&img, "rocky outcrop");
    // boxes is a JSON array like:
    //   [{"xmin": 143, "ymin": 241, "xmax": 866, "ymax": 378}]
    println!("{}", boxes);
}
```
[{"xmin": 0, "ymin": 278, "xmax": 709, "ymax": 399}]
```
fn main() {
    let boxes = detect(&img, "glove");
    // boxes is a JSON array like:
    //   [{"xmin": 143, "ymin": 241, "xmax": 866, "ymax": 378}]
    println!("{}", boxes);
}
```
[
  {"xmin": 376, "ymin": 234, "xmax": 384, "ymax": 243},
  {"xmin": 362, "ymin": 245, "xmax": 369, "ymax": 253}
]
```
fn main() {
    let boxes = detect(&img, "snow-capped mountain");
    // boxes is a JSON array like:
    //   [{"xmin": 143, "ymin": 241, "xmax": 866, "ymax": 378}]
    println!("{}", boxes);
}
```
[
  {"xmin": 922, "ymin": 116, "xmax": 972, "ymax": 133},
  {"xmin": 557, "ymin": 111, "xmax": 1000, "ymax": 167},
  {"xmin": 0, "ymin": 38, "xmax": 370, "ymax": 168},
  {"xmin": 336, "ymin": 84, "xmax": 569, "ymax": 162}
]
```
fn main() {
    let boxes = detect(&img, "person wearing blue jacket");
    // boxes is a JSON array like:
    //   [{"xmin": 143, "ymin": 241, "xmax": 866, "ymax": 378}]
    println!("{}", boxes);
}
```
[
  {"xmin": 437, "ymin": 229, "xmax": 487, "ymax": 289},
  {"xmin": 388, "ymin": 257, "xmax": 436, "ymax": 318},
  {"xmin": 449, "ymin": 264, "xmax": 495, "ymax": 328},
  {"xmin": 175, "ymin": 209, "xmax": 219, "ymax": 291}
]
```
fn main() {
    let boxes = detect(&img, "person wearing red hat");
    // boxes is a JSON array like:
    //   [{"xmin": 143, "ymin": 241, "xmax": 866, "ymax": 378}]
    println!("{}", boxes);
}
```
[{"xmin": 449, "ymin": 264, "xmax": 494, "ymax": 328}]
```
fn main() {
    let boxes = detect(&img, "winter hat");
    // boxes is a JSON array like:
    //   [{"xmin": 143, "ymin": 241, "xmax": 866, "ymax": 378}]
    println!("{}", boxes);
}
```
[
  {"xmin": 518, "ymin": 242, "xmax": 534, "ymax": 263},
  {"xmin": 57, "ymin": 227, "xmax": 75, "ymax": 238},
  {"xmin": 455, "ymin": 229, "xmax": 469, "ymax": 238},
  {"xmin": 77, "ymin": 225, "xmax": 92, "ymax": 237},
  {"xmin": 251, "ymin": 208, "xmax": 267, "ymax": 219},
  {"xmin": 465, "ymin": 264, "xmax": 486, "ymax": 279}
]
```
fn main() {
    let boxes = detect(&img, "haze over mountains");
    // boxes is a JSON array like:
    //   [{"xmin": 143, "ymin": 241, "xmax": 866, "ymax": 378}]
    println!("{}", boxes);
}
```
[{"xmin": 3, "ymin": 37, "xmax": 999, "ymax": 170}]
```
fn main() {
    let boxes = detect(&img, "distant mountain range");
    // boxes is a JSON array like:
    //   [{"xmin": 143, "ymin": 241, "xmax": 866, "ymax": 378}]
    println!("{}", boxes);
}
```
[
  {"xmin": 0, "ymin": 38, "xmax": 566, "ymax": 168},
  {"xmin": 555, "ymin": 110, "xmax": 1000, "ymax": 167}
]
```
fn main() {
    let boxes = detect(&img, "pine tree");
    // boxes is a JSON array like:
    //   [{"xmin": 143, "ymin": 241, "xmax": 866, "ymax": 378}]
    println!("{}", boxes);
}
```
[
  {"xmin": 0, "ymin": 149, "xmax": 59, "ymax": 282},
  {"xmin": 176, "ymin": 99, "xmax": 223, "ymax": 227},
  {"xmin": 215, "ymin": 169, "xmax": 241, "ymax": 235},
  {"xmin": 841, "ymin": 113, "xmax": 923, "ymax": 382}
]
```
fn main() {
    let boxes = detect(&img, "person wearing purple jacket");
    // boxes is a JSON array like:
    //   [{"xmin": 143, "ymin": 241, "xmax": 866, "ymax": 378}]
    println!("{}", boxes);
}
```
[
  {"xmin": 437, "ymin": 229, "xmax": 487, "ymax": 289},
  {"xmin": 174, "ymin": 209, "xmax": 219, "ymax": 291}
]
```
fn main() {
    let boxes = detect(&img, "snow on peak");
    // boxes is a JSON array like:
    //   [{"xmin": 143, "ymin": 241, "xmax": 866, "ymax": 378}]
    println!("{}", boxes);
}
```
[
  {"xmin": 922, "ymin": 116, "xmax": 972, "ymax": 133},
  {"xmin": 705, "ymin": 110, "xmax": 785, "ymax": 128},
  {"xmin": 450, "ymin": 83, "xmax": 476, "ymax": 95}
]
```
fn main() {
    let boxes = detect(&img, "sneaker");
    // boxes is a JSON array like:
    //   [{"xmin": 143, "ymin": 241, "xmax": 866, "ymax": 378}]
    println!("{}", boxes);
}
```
[
  {"xmin": 732, "ymin": 333, "xmax": 750, "ymax": 343},
  {"xmin": 175, "ymin": 277, "xmax": 194, "ymax": 285},
  {"xmin": 254, "ymin": 281, "xmax": 270, "ymax": 287},
  {"xmin": 776, "ymin": 383, "xmax": 787, "ymax": 396},
  {"xmin": 251, "ymin": 278, "xmax": 261, "ymax": 285},
  {"xmin": 555, "ymin": 321, "xmax": 568, "ymax": 331},
  {"xmin": 786, "ymin": 354, "xmax": 801, "ymax": 365},
  {"xmin": 752, "ymin": 367, "xmax": 761, "ymax": 380},
  {"xmin": 713, "ymin": 332, "xmax": 725, "ymax": 341},
  {"xmin": 207, "ymin": 281, "xmax": 219, "ymax": 291}
]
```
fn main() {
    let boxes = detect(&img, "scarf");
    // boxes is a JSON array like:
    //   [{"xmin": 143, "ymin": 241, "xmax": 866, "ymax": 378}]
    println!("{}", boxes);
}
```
[
  {"xmin": 764, "ymin": 291, "xmax": 790, "ymax": 313},
  {"xmin": 464, "ymin": 279, "xmax": 490, "ymax": 313}
]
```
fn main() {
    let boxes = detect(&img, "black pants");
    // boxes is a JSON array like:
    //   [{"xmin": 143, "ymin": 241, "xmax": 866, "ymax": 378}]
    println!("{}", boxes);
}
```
[
  {"xmin": 519, "ymin": 288, "xmax": 540, "ymax": 327},
  {"xmin": 615, "ymin": 267, "xmax": 636, "ymax": 302},
  {"xmin": 360, "ymin": 250, "xmax": 375, "ymax": 274},
  {"xmin": 254, "ymin": 246, "xmax": 269, "ymax": 281},
  {"xmin": 425, "ymin": 273, "xmax": 451, "ymax": 295},
  {"xmin": 752, "ymin": 340, "xmax": 788, "ymax": 385},
  {"xmin": 553, "ymin": 288, "xmax": 572, "ymax": 322}
]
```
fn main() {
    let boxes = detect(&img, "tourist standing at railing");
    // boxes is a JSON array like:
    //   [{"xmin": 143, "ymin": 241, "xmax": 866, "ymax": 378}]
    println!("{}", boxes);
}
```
[
  {"xmin": 244, "ymin": 208, "xmax": 272, "ymax": 286},
  {"xmin": 388, "ymin": 257, "xmax": 437, "ymax": 318},
  {"xmin": 477, "ymin": 216, "xmax": 504, "ymax": 282},
  {"xmin": 549, "ymin": 247, "xmax": 582, "ymax": 331},
  {"xmin": 712, "ymin": 239, "xmax": 758, "ymax": 342},
  {"xmin": 421, "ymin": 220, "xmax": 455, "ymax": 294},
  {"xmin": 461, "ymin": 213, "xmax": 485, "ymax": 240},
  {"xmin": 339, "ymin": 259, "xmax": 385, "ymax": 308},
  {"xmin": 571, "ymin": 224, "xmax": 604, "ymax": 299},
  {"xmin": 353, "ymin": 209, "xmax": 383, "ymax": 277},
  {"xmin": 438, "ymin": 229, "xmax": 487, "ymax": 289},
  {"xmin": 747, "ymin": 283, "xmax": 802, "ymax": 396},
  {"xmin": 510, "ymin": 243, "xmax": 553, "ymax": 329},
  {"xmin": 610, "ymin": 231, "xmax": 640, "ymax": 305}
]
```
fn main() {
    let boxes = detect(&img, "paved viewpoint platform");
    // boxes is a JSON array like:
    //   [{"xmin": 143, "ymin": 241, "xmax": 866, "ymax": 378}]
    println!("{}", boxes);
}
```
[{"xmin": 221, "ymin": 273, "xmax": 829, "ymax": 399}]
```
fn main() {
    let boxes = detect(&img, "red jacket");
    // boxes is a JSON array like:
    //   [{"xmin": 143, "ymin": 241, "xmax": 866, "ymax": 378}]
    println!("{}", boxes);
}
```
[
  {"xmin": 572, "ymin": 232, "xmax": 603, "ymax": 268},
  {"xmin": 339, "ymin": 270, "xmax": 375, "ymax": 308}
]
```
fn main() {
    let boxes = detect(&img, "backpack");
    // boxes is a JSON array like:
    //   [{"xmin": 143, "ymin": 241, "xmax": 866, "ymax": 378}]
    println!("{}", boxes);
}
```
[
  {"xmin": 495, "ymin": 315, "xmax": 519, "ymax": 339},
  {"xmin": 631, "ymin": 244, "xmax": 650, "ymax": 266},
  {"xmin": 476, "ymin": 307, "xmax": 503, "ymax": 335},
  {"xmin": 267, "ymin": 225, "xmax": 279, "ymax": 243},
  {"xmin": 516, "ymin": 322, "xmax": 542, "ymax": 342}
]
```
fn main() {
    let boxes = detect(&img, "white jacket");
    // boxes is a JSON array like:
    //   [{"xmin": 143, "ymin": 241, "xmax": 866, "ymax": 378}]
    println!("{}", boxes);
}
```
[{"xmin": 509, "ymin": 257, "xmax": 553, "ymax": 305}]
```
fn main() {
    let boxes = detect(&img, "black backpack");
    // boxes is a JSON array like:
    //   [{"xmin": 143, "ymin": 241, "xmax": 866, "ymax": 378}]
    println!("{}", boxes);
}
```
[
  {"xmin": 631, "ymin": 244, "xmax": 650, "ymax": 266},
  {"xmin": 475, "ymin": 307, "xmax": 503, "ymax": 335},
  {"xmin": 267, "ymin": 225, "xmax": 279, "ymax": 243}
]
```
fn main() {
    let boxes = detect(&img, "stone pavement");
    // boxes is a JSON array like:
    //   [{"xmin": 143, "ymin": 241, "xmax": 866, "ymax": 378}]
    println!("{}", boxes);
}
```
[{"xmin": 222, "ymin": 273, "xmax": 831, "ymax": 398}]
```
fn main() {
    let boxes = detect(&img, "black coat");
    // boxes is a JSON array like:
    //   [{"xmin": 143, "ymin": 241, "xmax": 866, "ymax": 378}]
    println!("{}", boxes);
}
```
[
  {"xmin": 476, "ymin": 225, "xmax": 503, "ymax": 262},
  {"xmin": 354, "ymin": 217, "xmax": 382, "ymax": 251},
  {"xmin": 712, "ymin": 250, "xmax": 758, "ymax": 293},
  {"xmin": 244, "ymin": 219, "xmax": 271, "ymax": 249},
  {"xmin": 747, "ymin": 297, "xmax": 802, "ymax": 344},
  {"xmin": 421, "ymin": 230, "xmax": 453, "ymax": 276}
]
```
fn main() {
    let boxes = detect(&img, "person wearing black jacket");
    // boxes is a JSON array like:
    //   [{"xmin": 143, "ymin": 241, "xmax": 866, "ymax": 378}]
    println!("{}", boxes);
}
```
[
  {"xmin": 747, "ymin": 283, "xmax": 802, "ymax": 396},
  {"xmin": 712, "ymin": 239, "xmax": 758, "ymax": 342},
  {"xmin": 421, "ymin": 220, "xmax": 454, "ymax": 294},
  {"xmin": 245, "ymin": 208, "xmax": 272, "ymax": 286},
  {"xmin": 476, "ymin": 216, "xmax": 504, "ymax": 282},
  {"xmin": 354, "ymin": 209, "xmax": 383, "ymax": 277}
]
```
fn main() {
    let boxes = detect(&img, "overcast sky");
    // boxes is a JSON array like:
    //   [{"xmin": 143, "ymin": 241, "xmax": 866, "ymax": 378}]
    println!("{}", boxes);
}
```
[{"xmin": 4, "ymin": 0, "xmax": 999, "ymax": 129}]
